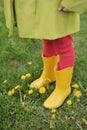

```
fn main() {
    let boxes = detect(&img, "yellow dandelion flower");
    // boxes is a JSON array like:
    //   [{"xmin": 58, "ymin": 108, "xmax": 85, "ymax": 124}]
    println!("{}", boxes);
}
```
[
  {"xmin": 82, "ymin": 118, "xmax": 87, "ymax": 125},
  {"xmin": 39, "ymin": 87, "xmax": 46, "ymax": 94},
  {"xmin": 8, "ymin": 89, "xmax": 15, "ymax": 96},
  {"xmin": 15, "ymin": 85, "xmax": 20, "ymax": 90},
  {"xmin": 72, "ymin": 83, "xmax": 79, "ymax": 88},
  {"xmin": 74, "ymin": 90, "xmax": 82, "ymax": 98},
  {"xmin": 8, "ymin": 90, "xmax": 12, "ymax": 96},
  {"xmin": 3, "ymin": 80, "xmax": 7, "ymax": 83},
  {"xmin": 27, "ymin": 61, "xmax": 32, "ymax": 65},
  {"xmin": 23, "ymin": 94, "xmax": 27, "ymax": 100},
  {"xmin": 25, "ymin": 73, "xmax": 31, "ymax": 78},
  {"xmin": 67, "ymin": 100, "xmax": 72, "ymax": 105},
  {"xmin": 50, "ymin": 124, "xmax": 54, "ymax": 129},
  {"xmin": 11, "ymin": 88, "xmax": 15, "ymax": 94},
  {"xmin": 51, "ymin": 114, "xmax": 56, "ymax": 120},
  {"xmin": 51, "ymin": 109, "xmax": 56, "ymax": 113},
  {"xmin": 21, "ymin": 75, "xmax": 26, "ymax": 80},
  {"xmin": 28, "ymin": 89, "xmax": 33, "ymax": 95}
]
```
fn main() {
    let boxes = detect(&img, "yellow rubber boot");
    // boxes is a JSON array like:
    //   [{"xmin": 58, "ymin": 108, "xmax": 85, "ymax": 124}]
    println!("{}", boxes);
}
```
[
  {"xmin": 30, "ymin": 56, "xmax": 59, "ymax": 89},
  {"xmin": 43, "ymin": 67, "xmax": 73, "ymax": 109}
]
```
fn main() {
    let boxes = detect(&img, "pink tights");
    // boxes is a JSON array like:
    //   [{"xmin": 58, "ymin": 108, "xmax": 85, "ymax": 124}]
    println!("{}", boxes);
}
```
[{"xmin": 42, "ymin": 35, "xmax": 75, "ymax": 70}]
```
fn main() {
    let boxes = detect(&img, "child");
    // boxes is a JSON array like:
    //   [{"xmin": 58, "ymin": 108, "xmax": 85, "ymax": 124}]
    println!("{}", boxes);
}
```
[{"xmin": 4, "ymin": 0, "xmax": 87, "ymax": 109}]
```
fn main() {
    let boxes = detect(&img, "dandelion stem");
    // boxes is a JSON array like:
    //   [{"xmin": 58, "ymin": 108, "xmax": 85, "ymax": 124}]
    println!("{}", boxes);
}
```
[
  {"xmin": 19, "ymin": 88, "xmax": 23, "ymax": 104},
  {"xmin": 76, "ymin": 122, "xmax": 83, "ymax": 130}
]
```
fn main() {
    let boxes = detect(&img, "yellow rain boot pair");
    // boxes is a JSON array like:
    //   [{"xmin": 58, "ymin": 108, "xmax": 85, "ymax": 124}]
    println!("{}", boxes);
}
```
[
  {"xmin": 43, "ymin": 67, "xmax": 73, "ymax": 109},
  {"xmin": 30, "ymin": 56, "xmax": 59, "ymax": 89}
]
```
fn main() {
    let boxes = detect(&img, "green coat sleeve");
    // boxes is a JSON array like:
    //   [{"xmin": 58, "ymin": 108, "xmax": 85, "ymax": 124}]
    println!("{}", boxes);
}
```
[
  {"xmin": 61, "ymin": 0, "xmax": 87, "ymax": 14},
  {"xmin": 4, "ymin": 0, "xmax": 14, "ymax": 36}
]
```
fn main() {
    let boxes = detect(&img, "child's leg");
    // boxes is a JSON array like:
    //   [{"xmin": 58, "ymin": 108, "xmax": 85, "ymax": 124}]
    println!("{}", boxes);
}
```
[
  {"xmin": 54, "ymin": 35, "xmax": 75, "ymax": 70},
  {"xmin": 30, "ymin": 39, "xmax": 59, "ymax": 89},
  {"xmin": 42, "ymin": 35, "xmax": 75, "ymax": 70},
  {"xmin": 42, "ymin": 39, "xmax": 57, "ymax": 57},
  {"xmin": 44, "ymin": 35, "xmax": 75, "ymax": 109}
]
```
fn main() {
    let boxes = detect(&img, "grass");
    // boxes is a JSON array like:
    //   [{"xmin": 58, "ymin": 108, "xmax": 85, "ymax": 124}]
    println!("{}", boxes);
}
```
[{"xmin": 0, "ymin": 8, "xmax": 87, "ymax": 130}]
